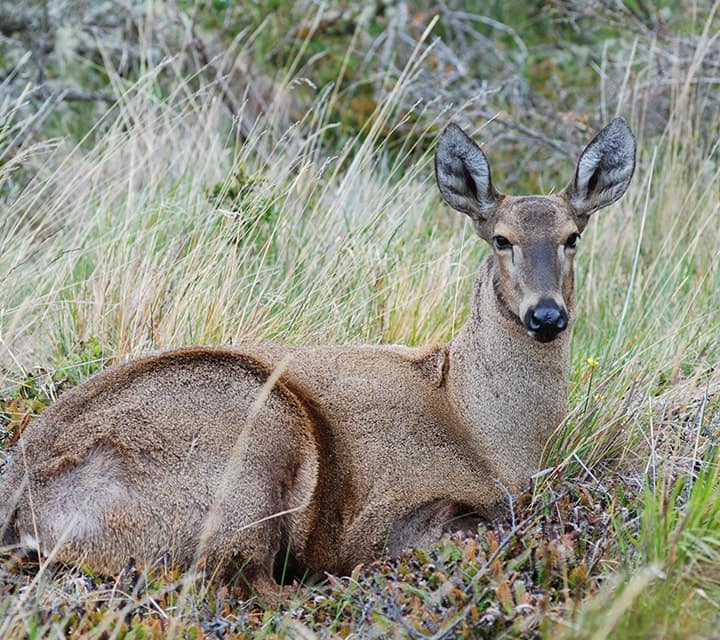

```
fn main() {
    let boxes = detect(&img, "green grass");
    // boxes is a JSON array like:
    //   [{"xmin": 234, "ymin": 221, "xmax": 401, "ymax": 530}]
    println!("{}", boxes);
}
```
[{"xmin": 1, "ymin": 8, "xmax": 719, "ymax": 639}]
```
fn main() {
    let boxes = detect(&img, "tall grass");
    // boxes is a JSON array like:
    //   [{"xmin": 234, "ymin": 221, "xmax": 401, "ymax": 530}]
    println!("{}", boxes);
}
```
[{"xmin": 1, "ymin": 13, "xmax": 719, "ymax": 638}]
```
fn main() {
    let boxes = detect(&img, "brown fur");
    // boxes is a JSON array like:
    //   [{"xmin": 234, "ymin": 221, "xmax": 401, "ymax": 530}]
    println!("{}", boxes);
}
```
[{"xmin": 0, "ymin": 120, "xmax": 636, "ymax": 599}]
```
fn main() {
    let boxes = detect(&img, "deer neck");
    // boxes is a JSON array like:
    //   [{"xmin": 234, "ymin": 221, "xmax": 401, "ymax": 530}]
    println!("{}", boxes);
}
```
[{"xmin": 447, "ymin": 255, "xmax": 572, "ymax": 493}]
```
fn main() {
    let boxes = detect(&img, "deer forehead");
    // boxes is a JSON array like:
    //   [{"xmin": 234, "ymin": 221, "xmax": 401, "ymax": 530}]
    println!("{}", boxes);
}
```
[{"xmin": 493, "ymin": 195, "xmax": 578, "ymax": 243}]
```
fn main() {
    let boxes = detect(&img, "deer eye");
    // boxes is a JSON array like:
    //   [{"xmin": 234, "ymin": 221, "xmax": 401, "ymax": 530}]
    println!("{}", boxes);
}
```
[
  {"xmin": 493, "ymin": 235, "xmax": 512, "ymax": 251},
  {"xmin": 565, "ymin": 233, "xmax": 580, "ymax": 249}
]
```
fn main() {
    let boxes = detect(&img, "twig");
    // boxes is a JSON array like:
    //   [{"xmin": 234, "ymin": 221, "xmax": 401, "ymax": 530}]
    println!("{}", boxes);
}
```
[
  {"xmin": 477, "ymin": 110, "xmax": 574, "ymax": 155},
  {"xmin": 572, "ymin": 452, "xmax": 610, "ymax": 498},
  {"xmin": 24, "ymin": 86, "xmax": 115, "ymax": 103},
  {"xmin": 495, "ymin": 479, "xmax": 517, "ymax": 530},
  {"xmin": 385, "ymin": 591, "xmax": 428, "ymax": 640}
]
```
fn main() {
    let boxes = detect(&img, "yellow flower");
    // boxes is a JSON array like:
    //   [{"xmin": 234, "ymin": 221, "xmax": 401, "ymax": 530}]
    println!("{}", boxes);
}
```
[{"xmin": 586, "ymin": 357, "xmax": 599, "ymax": 368}]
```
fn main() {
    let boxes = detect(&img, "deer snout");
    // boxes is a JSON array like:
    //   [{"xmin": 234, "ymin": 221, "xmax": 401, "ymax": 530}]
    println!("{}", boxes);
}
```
[{"xmin": 524, "ymin": 299, "xmax": 568, "ymax": 342}]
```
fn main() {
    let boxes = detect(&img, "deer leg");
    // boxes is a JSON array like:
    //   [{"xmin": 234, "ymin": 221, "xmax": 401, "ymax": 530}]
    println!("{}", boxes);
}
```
[{"xmin": 386, "ymin": 499, "xmax": 478, "ymax": 556}]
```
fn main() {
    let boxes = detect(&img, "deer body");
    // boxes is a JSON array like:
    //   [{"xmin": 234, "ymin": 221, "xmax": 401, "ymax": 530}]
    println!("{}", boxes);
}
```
[{"xmin": 0, "ymin": 120, "xmax": 635, "ymax": 598}]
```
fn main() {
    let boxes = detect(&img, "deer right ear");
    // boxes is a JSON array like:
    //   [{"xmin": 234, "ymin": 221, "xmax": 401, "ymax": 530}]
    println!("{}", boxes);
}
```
[
  {"xmin": 435, "ymin": 124, "xmax": 502, "ymax": 237},
  {"xmin": 565, "ymin": 118, "xmax": 636, "ymax": 230}
]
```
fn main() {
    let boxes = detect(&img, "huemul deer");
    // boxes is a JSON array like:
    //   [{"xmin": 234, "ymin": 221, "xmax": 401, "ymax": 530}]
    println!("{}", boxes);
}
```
[{"xmin": 0, "ymin": 119, "xmax": 635, "ymax": 598}]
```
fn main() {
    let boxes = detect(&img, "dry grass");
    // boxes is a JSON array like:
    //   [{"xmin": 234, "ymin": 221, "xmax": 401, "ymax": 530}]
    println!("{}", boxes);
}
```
[{"xmin": 1, "ymin": 5, "xmax": 719, "ymax": 638}]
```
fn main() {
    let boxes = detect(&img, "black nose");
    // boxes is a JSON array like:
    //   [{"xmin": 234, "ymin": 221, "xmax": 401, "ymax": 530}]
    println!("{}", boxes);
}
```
[{"xmin": 524, "ymin": 299, "xmax": 568, "ymax": 342}]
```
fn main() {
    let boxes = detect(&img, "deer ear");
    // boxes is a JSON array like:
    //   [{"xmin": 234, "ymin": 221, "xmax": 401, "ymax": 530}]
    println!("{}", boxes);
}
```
[
  {"xmin": 435, "ymin": 123, "xmax": 502, "ymax": 238},
  {"xmin": 565, "ymin": 118, "xmax": 636, "ymax": 229}
]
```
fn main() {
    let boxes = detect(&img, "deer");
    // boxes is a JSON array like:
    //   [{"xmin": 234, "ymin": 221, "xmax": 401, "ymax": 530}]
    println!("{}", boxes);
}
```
[{"xmin": 0, "ymin": 118, "xmax": 636, "ymax": 600}]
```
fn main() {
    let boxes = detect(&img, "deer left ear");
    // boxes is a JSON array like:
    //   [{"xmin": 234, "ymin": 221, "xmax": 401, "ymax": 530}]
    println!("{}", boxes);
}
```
[
  {"xmin": 435, "ymin": 123, "xmax": 503, "ymax": 241},
  {"xmin": 565, "ymin": 118, "xmax": 636, "ymax": 230}
]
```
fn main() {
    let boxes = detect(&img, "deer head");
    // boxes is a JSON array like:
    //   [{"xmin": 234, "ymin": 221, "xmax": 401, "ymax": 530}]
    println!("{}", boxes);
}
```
[{"xmin": 435, "ymin": 118, "xmax": 636, "ymax": 343}]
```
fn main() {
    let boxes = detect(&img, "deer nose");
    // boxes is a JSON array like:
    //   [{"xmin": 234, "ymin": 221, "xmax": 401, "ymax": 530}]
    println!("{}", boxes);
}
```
[{"xmin": 524, "ymin": 299, "xmax": 568, "ymax": 342}]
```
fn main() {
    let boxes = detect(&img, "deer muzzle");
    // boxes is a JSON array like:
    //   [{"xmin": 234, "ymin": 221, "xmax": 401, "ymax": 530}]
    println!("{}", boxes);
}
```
[{"xmin": 523, "ymin": 298, "xmax": 568, "ymax": 343}]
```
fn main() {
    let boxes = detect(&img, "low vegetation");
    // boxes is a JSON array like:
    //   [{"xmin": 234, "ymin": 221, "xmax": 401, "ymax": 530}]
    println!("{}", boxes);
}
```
[{"xmin": 1, "ymin": 1, "xmax": 718, "ymax": 637}]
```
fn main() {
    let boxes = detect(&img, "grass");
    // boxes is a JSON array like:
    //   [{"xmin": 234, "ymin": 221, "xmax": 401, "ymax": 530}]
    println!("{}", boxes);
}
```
[{"xmin": 1, "ymin": 10, "xmax": 720, "ymax": 639}]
